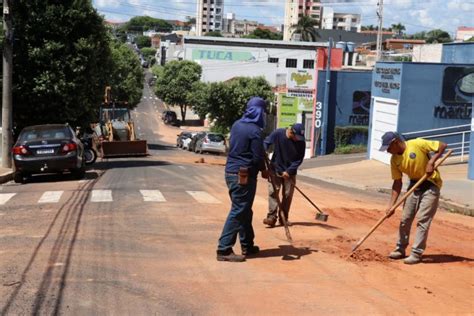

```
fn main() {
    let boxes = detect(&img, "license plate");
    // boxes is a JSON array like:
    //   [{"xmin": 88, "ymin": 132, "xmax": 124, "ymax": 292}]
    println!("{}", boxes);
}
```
[{"xmin": 37, "ymin": 149, "xmax": 54, "ymax": 155}]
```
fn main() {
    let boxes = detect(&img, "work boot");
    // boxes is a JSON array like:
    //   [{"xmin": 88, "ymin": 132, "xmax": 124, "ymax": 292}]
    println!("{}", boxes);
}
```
[
  {"xmin": 388, "ymin": 249, "xmax": 406, "ymax": 260},
  {"xmin": 404, "ymin": 253, "xmax": 422, "ymax": 265},
  {"xmin": 242, "ymin": 245, "xmax": 260, "ymax": 256},
  {"xmin": 263, "ymin": 217, "xmax": 276, "ymax": 227},
  {"xmin": 216, "ymin": 249, "xmax": 246, "ymax": 262}
]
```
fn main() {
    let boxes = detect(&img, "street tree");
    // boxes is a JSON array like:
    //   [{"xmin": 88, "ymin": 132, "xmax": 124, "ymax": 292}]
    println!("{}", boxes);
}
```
[
  {"xmin": 154, "ymin": 60, "xmax": 202, "ymax": 122},
  {"xmin": 9, "ymin": 0, "xmax": 113, "ymax": 131},
  {"xmin": 391, "ymin": 23, "xmax": 406, "ymax": 37},
  {"xmin": 135, "ymin": 35, "xmax": 151, "ymax": 48},
  {"xmin": 244, "ymin": 28, "xmax": 283, "ymax": 40},
  {"xmin": 291, "ymin": 16, "xmax": 319, "ymax": 42},
  {"xmin": 122, "ymin": 16, "xmax": 172, "ymax": 33},
  {"xmin": 205, "ymin": 31, "xmax": 223, "ymax": 37},
  {"xmin": 141, "ymin": 47, "xmax": 157, "ymax": 59},
  {"xmin": 425, "ymin": 29, "xmax": 452, "ymax": 43}
]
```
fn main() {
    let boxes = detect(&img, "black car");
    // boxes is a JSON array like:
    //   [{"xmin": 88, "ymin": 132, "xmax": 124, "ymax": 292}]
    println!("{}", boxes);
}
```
[
  {"xmin": 176, "ymin": 131, "xmax": 192, "ymax": 148},
  {"xmin": 12, "ymin": 124, "xmax": 85, "ymax": 183},
  {"xmin": 188, "ymin": 132, "xmax": 206, "ymax": 152},
  {"xmin": 162, "ymin": 110, "xmax": 178, "ymax": 126}
]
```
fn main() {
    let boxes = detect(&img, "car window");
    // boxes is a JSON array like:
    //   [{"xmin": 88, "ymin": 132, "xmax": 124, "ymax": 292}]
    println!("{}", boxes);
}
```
[
  {"xmin": 20, "ymin": 127, "xmax": 71, "ymax": 141},
  {"xmin": 208, "ymin": 134, "xmax": 225, "ymax": 142}
]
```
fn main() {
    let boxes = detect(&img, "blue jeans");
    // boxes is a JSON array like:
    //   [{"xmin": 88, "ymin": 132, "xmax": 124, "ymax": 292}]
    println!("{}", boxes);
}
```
[{"xmin": 217, "ymin": 174, "xmax": 257, "ymax": 252}]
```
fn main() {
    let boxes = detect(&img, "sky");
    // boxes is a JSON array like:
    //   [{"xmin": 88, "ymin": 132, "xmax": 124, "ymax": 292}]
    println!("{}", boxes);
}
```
[{"xmin": 92, "ymin": 0, "xmax": 474, "ymax": 35}]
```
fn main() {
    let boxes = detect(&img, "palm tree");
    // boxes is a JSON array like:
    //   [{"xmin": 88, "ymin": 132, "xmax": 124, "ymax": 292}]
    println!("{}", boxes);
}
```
[
  {"xmin": 391, "ymin": 23, "xmax": 406, "ymax": 37},
  {"xmin": 290, "ymin": 15, "xmax": 319, "ymax": 42}
]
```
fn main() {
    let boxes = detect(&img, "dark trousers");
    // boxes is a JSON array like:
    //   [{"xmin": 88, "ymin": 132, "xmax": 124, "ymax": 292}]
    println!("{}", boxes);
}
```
[
  {"xmin": 217, "ymin": 174, "xmax": 257, "ymax": 252},
  {"xmin": 266, "ymin": 174, "xmax": 295, "ymax": 221}
]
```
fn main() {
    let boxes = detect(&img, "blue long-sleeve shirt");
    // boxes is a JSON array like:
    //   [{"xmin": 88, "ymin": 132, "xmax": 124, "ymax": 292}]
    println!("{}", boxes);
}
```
[
  {"xmin": 225, "ymin": 119, "xmax": 265, "ymax": 177},
  {"xmin": 264, "ymin": 128, "xmax": 305, "ymax": 175}
]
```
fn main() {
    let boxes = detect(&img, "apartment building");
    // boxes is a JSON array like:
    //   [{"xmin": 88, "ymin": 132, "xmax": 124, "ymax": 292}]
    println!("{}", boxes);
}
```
[
  {"xmin": 322, "ymin": 8, "xmax": 361, "ymax": 32},
  {"xmin": 196, "ymin": 0, "xmax": 224, "ymax": 36},
  {"xmin": 284, "ymin": 0, "xmax": 323, "ymax": 41}
]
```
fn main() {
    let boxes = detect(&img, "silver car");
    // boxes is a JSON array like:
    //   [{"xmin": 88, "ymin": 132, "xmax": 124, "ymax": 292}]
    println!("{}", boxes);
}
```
[{"xmin": 195, "ymin": 133, "xmax": 227, "ymax": 155}]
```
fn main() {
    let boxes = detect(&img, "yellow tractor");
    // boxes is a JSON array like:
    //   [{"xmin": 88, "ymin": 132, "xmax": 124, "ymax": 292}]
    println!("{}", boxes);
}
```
[{"xmin": 94, "ymin": 87, "xmax": 148, "ymax": 158}]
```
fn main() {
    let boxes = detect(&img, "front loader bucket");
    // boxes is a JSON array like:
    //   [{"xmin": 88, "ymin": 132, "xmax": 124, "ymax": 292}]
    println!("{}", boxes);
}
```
[{"xmin": 101, "ymin": 140, "xmax": 148, "ymax": 158}]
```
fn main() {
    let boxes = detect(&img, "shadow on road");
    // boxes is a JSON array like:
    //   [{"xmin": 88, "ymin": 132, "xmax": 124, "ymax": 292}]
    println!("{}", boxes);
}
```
[
  {"xmin": 148, "ymin": 143, "xmax": 176, "ymax": 151},
  {"xmin": 247, "ymin": 245, "xmax": 317, "ymax": 261},
  {"xmin": 422, "ymin": 254, "xmax": 474, "ymax": 264},
  {"xmin": 22, "ymin": 171, "xmax": 99, "ymax": 184},
  {"xmin": 290, "ymin": 222, "xmax": 340, "ymax": 230},
  {"xmin": 94, "ymin": 159, "xmax": 172, "ymax": 170}
]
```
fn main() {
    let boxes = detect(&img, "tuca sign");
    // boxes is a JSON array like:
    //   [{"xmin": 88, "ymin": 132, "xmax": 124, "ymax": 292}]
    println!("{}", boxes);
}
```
[
  {"xmin": 287, "ymin": 70, "xmax": 314, "ymax": 90},
  {"xmin": 192, "ymin": 49, "xmax": 255, "ymax": 62}
]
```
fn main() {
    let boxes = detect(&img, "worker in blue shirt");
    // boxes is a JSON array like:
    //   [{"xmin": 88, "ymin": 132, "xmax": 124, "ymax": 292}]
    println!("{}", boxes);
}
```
[
  {"xmin": 217, "ymin": 97, "xmax": 268, "ymax": 262},
  {"xmin": 263, "ymin": 123, "xmax": 306, "ymax": 227}
]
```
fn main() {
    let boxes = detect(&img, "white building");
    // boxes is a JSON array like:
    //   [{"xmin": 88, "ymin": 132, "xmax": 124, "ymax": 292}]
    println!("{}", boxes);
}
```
[
  {"xmin": 183, "ymin": 36, "xmax": 326, "ymax": 86},
  {"xmin": 322, "ymin": 8, "xmax": 361, "ymax": 32},
  {"xmin": 196, "ymin": 0, "xmax": 224, "ymax": 36}
]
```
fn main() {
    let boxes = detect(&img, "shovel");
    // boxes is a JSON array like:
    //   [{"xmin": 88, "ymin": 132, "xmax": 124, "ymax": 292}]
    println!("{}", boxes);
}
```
[{"xmin": 292, "ymin": 182, "xmax": 329, "ymax": 222}]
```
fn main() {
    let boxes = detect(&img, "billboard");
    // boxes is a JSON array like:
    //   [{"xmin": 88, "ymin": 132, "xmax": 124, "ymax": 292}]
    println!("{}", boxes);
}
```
[
  {"xmin": 277, "ymin": 94, "xmax": 314, "ymax": 128},
  {"xmin": 287, "ymin": 69, "xmax": 315, "ymax": 90}
]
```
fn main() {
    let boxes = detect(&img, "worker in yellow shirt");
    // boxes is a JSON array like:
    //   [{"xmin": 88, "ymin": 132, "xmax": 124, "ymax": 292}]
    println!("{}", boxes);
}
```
[{"xmin": 380, "ymin": 132, "xmax": 447, "ymax": 264}]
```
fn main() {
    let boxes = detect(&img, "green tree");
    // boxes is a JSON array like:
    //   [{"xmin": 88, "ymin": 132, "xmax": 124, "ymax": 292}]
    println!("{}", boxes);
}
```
[
  {"xmin": 9, "ymin": 0, "xmax": 113, "ymax": 130},
  {"xmin": 466, "ymin": 36, "xmax": 474, "ymax": 42},
  {"xmin": 123, "ymin": 16, "xmax": 172, "ymax": 33},
  {"xmin": 108, "ymin": 42, "xmax": 144, "ymax": 107},
  {"xmin": 291, "ymin": 16, "xmax": 319, "ymax": 42},
  {"xmin": 187, "ymin": 81, "xmax": 210, "ymax": 119},
  {"xmin": 361, "ymin": 25, "xmax": 376, "ymax": 31},
  {"xmin": 154, "ymin": 60, "xmax": 202, "ymax": 122},
  {"xmin": 205, "ymin": 31, "xmax": 223, "ymax": 37},
  {"xmin": 135, "ymin": 35, "xmax": 151, "ymax": 48},
  {"xmin": 425, "ymin": 29, "xmax": 452, "ymax": 43},
  {"xmin": 391, "ymin": 23, "xmax": 406, "ymax": 37},
  {"xmin": 141, "ymin": 47, "xmax": 157, "ymax": 59},
  {"xmin": 244, "ymin": 28, "xmax": 283, "ymax": 40}
]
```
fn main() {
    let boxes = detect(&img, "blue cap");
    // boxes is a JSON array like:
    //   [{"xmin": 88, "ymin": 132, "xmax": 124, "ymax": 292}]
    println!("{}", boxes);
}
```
[
  {"xmin": 379, "ymin": 131, "xmax": 402, "ymax": 151},
  {"xmin": 291, "ymin": 123, "xmax": 305, "ymax": 141}
]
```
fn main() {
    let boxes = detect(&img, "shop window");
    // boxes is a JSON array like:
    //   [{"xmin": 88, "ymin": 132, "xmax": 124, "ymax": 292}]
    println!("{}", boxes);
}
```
[
  {"xmin": 303, "ymin": 59, "xmax": 314, "ymax": 69},
  {"xmin": 286, "ymin": 59, "xmax": 297, "ymax": 68},
  {"xmin": 268, "ymin": 57, "xmax": 279, "ymax": 63}
]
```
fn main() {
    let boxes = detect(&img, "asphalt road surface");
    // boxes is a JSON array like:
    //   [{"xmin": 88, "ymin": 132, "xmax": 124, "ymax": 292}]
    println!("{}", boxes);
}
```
[{"xmin": 1, "ymin": 79, "xmax": 473, "ymax": 315}]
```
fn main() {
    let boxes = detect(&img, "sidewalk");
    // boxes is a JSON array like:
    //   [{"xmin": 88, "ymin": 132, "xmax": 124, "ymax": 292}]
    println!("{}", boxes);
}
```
[
  {"xmin": 0, "ymin": 167, "xmax": 13, "ymax": 184},
  {"xmin": 300, "ymin": 156, "xmax": 474, "ymax": 216}
]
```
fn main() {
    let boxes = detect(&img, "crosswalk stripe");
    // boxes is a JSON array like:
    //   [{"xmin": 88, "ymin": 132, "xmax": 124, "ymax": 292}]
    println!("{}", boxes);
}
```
[
  {"xmin": 140, "ymin": 190, "xmax": 166, "ymax": 202},
  {"xmin": 186, "ymin": 191, "xmax": 221, "ymax": 204},
  {"xmin": 0, "ymin": 193, "xmax": 16, "ymax": 205},
  {"xmin": 38, "ymin": 191, "xmax": 63, "ymax": 204},
  {"xmin": 91, "ymin": 190, "xmax": 113, "ymax": 202}
]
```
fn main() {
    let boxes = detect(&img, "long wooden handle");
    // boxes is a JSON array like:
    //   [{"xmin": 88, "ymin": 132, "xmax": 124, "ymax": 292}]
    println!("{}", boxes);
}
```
[
  {"xmin": 264, "ymin": 154, "xmax": 293, "ymax": 243},
  {"xmin": 293, "ymin": 184, "xmax": 325, "ymax": 215},
  {"xmin": 350, "ymin": 149, "xmax": 452, "ymax": 254}
]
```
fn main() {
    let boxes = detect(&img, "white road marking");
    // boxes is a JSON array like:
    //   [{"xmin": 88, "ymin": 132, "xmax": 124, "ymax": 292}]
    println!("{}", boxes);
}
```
[
  {"xmin": 0, "ymin": 193, "xmax": 16, "ymax": 205},
  {"xmin": 38, "ymin": 191, "xmax": 63, "ymax": 204},
  {"xmin": 78, "ymin": 179, "xmax": 90, "ymax": 183},
  {"xmin": 155, "ymin": 97, "xmax": 159, "ymax": 100},
  {"xmin": 91, "ymin": 190, "xmax": 113, "ymax": 202},
  {"xmin": 186, "ymin": 191, "xmax": 221, "ymax": 204},
  {"xmin": 140, "ymin": 190, "xmax": 166, "ymax": 202},
  {"xmin": 178, "ymin": 166, "xmax": 186, "ymax": 170}
]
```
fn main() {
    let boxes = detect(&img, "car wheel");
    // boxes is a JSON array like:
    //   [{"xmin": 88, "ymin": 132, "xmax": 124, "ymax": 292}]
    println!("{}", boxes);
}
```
[{"xmin": 13, "ymin": 172, "xmax": 24, "ymax": 184}]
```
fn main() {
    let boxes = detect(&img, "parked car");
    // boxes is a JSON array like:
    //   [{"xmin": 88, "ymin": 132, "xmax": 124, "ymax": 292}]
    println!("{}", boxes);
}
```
[
  {"xmin": 176, "ymin": 131, "xmax": 192, "ymax": 148},
  {"xmin": 188, "ymin": 132, "xmax": 206, "ymax": 152},
  {"xmin": 182, "ymin": 132, "xmax": 197, "ymax": 150},
  {"xmin": 194, "ymin": 132, "xmax": 227, "ymax": 155},
  {"xmin": 162, "ymin": 110, "xmax": 178, "ymax": 126},
  {"xmin": 12, "ymin": 124, "xmax": 86, "ymax": 183}
]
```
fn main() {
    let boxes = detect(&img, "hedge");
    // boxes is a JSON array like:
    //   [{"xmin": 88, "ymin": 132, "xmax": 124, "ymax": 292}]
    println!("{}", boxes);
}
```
[{"xmin": 334, "ymin": 126, "xmax": 369, "ymax": 147}]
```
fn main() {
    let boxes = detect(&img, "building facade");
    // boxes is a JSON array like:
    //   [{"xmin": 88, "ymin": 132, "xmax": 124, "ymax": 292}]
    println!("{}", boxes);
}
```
[
  {"xmin": 321, "ymin": 8, "xmax": 361, "ymax": 32},
  {"xmin": 456, "ymin": 26, "xmax": 474, "ymax": 42},
  {"xmin": 196, "ymin": 0, "xmax": 224, "ymax": 36},
  {"xmin": 284, "ymin": 0, "xmax": 323, "ymax": 41}
]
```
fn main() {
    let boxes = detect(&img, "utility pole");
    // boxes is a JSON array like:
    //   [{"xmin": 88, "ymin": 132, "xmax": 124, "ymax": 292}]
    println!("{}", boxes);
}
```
[
  {"xmin": 2, "ymin": 0, "xmax": 13, "ymax": 168},
  {"xmin": 376, "ymin": 0, "xmax": 384, "ymax": 61}
]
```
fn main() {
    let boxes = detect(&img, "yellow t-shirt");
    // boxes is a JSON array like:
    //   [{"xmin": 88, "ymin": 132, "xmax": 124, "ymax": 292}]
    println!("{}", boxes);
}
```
[{"xmin": 390, "ymin": 138, "xmax": 442, "ymax": 188}]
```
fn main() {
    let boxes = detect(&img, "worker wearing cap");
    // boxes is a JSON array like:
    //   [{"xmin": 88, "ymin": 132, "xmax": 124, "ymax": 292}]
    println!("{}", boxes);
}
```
[
  {"xmin": 380, "ymin": 131, "xmax": 447, "ymax": 264},
  {"xmin": 263, "ymin": 123, "xmax": 306, "ymax": 227}
]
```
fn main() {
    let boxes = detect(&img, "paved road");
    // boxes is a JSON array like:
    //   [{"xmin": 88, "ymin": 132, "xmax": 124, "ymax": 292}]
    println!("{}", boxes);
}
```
[{"xmin": 1, "ymin": 79, "xmax": 472, "ymax": 315}]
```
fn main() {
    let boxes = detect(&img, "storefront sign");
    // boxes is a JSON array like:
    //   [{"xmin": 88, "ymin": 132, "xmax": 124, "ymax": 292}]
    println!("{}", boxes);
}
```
[
  {"xmin": 287, "ymin": 70, "xmax": 314, "ymax": 90},
  {"xmin": 277, "ymin": 95, "xmax": 314, "ymax": 128},
  {"xmin": 349, "ymin": 91, "xmax": 371, "ymax": 126},
  {"xmin": 434, "ymin": 66, "xmax": 473, "ymax": 119},
  {"xmin": 192, "ymin": 49, "xmax": 255, "ymax": 62}
]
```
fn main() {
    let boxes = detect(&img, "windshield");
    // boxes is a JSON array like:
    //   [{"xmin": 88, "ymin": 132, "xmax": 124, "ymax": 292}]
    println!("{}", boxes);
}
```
[
  {"xmin": 101, "ymin": 108, "xmax": 130, "ymax": 122},
  {"xmin": 208, "ymin": 134, "xmax": 225, "ymax": 142},
  {"xmin": 20, "ymin": 127, "xmax": 71, "ymax": 141}
]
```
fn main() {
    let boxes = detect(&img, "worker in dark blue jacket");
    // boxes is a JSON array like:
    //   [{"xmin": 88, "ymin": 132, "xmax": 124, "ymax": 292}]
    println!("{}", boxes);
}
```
[
  {"xmin": 263, "ymin": 123, "xmax": 306, "ymax": 227},
  {"xmin": 217, "ymin": 97, "xmax": 268, "ymax": 262}
]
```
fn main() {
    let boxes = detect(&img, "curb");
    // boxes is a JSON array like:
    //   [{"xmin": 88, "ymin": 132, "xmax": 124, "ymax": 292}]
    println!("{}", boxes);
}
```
[
  {"xmin": 0, "ymin": 171, "xmax": 13, "ymax": 184},
  {"xmin": 300, "ymin": 171, "xmax": 474, "ymax": 217}
]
